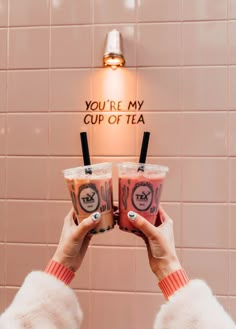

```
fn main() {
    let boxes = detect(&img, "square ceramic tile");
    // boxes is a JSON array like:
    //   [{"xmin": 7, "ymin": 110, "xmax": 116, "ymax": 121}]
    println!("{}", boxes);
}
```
[
  {"xmin": 94, "ymin": 0, "xmax": 136, "ymax": 23},
  {"xmin": 48, "ymin": 157, "xmax": 83, "ymax": 200},
  {"xmin": 138, "ymin": 113, "xmax": 182, "ymax": 156},
  {"xmin": 6, "ymin": 157, "xmax": 49, "ymax": 199},
  {"xmin": 9, "ymin": 0, "xmax": 49, "ymax": 26},
  {"xmin": 47, "ymin": 201, "xmax": 70, "ymax": 244},
  {"xmin": 50, "ymin": 113, "xmax": 92, "ymax": 155},
  {"xmin": 0, "ymin": 29, "xmax": 7, "ymax": 69},
  {"xmin": 134, "ymin": 293, "xmax": 164, "ymax": 329},
  {"xmin": 229, "ymin": 112, "xmax": 236, "ymax": 156},
  {"xmin": 74, "ymin": 291, "xmax": 90, "ymax": 329},
  {"xmin": 91, "ymin": 68, "xmax": 137, "ymax": 109},
  {"xmin": 91, "ymin": 247, "xmax": 136, "ymax": 291},
  {"xmin": 183, "ymin": 0, "xmax": 227, "ymax": 20},
  {"xmin": 0, "ymin": 0, "xmax": 8, "ymax": 27},
  {"xmin": 0, "ymin": 157, "xmax": 6, "ymax": 198},
  {"xmin": 229, "ymin": 204, "xmax": 236, "ymax": 248},
  {"xmin": 182, "ymin": 249, "xmax": 229, "ymax": 295},
  {"xmin": 0, "ymin": 114, "xmax": 6, "ymax": 155},
  {"xmin": 8, "ymin": 70, "xmax": 49, "ymax": 112},
  {"xmin": 137, "ymin": 68, "xmax": 181, "ymax": 110},
  {"xmin": 6, "ymin": 200, "xmax": 47, "ymax": 243},
  {"xmin": 7, "ymin": 114, "xmax": 49, "ymax": 155},
  {"xmin": 0, "ymin": 201, "xmax": 6, "ymax": 242},
  {"xmin": 183, "ymin": 22, "xmax": 227, "ymax": 65},
  {"xmin": 229, "ymin": 0, "xmax": 236, "ymax": 18},
  {"xmin": 135, "ymin": 247, "xmax": 160, "ymax": 292},
  {"xmin": 0, "ymin": 71, "xmax": 7, "ymax": 112},
  {"xmin": 91, "ymin": 114, "xmax": 137, "ymax": 156},
  {"xmin": 93, "ymin": 25, "xmax": 136, "ymax": 68},
  {"xmin": 91, "ymin": 292, "xmax": 136, "ymax": 329},
  {"xmin": 229, "ymin": 21, "xmax": 236, "ymax": 64},
  {"xmin": 0, "ymin": 244, "xmax": 5, "ymax": 284},
  {"xmin": 229, "ymin": 251, "xmax": 236, "ymax": 295},
  {"xmin": 51, "ymin": 0, "xmax": 92, "ymax": 25},
  {"xmin": 51, "ymin": 69, "xmax": 92, "ymax": 111},
  {"xmin": 182, "ymin": 204, "xmax": 229, "ymax": 248},
  {"xmin": 51, "ymin": 26, "xmax": 92, "ymax": 68},
  {"xmin": 137, "ymin": 23, "xmax": 181, "ymax": 66},
  {"xmin": 183, "ymin": 67, "xmax": 227, "ymax": 110},
  {"xmin": 229, "ymin": 159, "xmax": 236, "ymax": 202},
  {"xmin": 229, "ymin": 67, "xmax": 236, "ymax": 110},
  {"xmin": 9, "ymin": 27, "xmax": 49, "ymax": 69},
  {"xmin": 182, "ymin": 112, "xmax": 227, "ymax": 156},
  {"xmin": 5, "ymin": 244, "xmax": 47, "ymax": 286},
  {"xmin": 138, "ymin": 0, "xmax": 181, "ymax": 22},
  {"xmin": 182, "ymin": 158, "xmax": 228, "ymax": 202}
]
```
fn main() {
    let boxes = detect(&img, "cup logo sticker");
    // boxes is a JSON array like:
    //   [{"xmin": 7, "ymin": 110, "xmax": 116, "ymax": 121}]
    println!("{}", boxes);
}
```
[
  {"xmin": 79, "ymin": 183, "xmax": 99, "ymax": 213},
  {"xmin": 132, "ymin": 182, "xmax": 153, "ymax": 211}
]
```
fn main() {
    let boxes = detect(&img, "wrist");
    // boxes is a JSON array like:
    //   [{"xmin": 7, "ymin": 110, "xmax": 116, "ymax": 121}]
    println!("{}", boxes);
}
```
[{"xmin": 154, "ymin": 258, "xmax": 182, "ymax": 281}]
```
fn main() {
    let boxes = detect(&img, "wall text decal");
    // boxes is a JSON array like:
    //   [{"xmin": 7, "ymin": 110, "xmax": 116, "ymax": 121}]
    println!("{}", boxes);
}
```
[{"xmin": 84, "ymin": 100, "xmax": 145, "ymax": 125}]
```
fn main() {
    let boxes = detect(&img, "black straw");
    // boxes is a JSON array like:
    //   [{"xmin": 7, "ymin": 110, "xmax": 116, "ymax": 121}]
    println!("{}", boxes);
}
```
[
  {"xmin": 138, "ymin": 131, "xmax": 150, "ymax": 171},
  {"xmin": 80, "ymin": 132, "xmax": 92, "ymax": 174}
]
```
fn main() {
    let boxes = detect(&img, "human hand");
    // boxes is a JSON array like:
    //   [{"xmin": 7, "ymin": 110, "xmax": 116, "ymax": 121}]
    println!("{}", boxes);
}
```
[
  {"xmin": 52, "ymin": 209, "xmax": 101, "ymax": 272},
  {"xmin": 128, "ymin": 206, "xmax": 181, "ymax": 281}
]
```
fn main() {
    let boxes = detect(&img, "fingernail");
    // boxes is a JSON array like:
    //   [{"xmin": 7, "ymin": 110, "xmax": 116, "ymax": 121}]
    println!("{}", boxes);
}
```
[
  {"xmin": 91, "ymin": 212, "xmax": 101, "ymax": 222},
  {"xmin": 128, "ymin": 211, "xmax": 137, "ymax": 221}
]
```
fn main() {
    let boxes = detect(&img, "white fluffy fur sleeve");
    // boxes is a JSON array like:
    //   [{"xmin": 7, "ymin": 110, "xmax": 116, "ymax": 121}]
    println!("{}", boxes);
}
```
[
  {"xmin": 0, "ymin": 271, "xmax": 83, "ymax": 329},
  {"xmin": 154, "ymin": 280, "xmax": 236, "ymax": 329}
]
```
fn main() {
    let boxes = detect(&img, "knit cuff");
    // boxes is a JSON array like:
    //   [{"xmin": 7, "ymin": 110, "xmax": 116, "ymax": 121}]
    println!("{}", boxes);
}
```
[
  {"xmin": 45, "ymin": 259, "xmax": 75, "ymax": 285},
  {"xmin": 158, "ymin": 268, "xmax": 190, "ymax": 300}
]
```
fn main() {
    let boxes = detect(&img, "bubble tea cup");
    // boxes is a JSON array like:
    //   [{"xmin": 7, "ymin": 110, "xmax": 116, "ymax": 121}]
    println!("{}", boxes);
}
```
[
  {"xmin": 117, "ymin": 162, "xmax": 169, "ymax": 234},
  {"xmin": 63, "ymin": 162, "xmax": 114, "ymax": 234}
]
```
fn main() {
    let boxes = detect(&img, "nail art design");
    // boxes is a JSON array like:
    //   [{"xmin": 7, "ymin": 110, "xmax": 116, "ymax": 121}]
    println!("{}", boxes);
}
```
[
  {"xmin": 91, "ymin": 212, "xmax": 101, "ymax": 222},
  {"xmin": 128, "ymin": 211, "xmax": 137, "ymax": 221}
]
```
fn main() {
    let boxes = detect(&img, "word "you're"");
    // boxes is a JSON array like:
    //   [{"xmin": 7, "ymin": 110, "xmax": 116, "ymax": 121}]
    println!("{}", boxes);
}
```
[{"xmin": 85, "ymin": 100, "xmax": 144, "ymax": 112}]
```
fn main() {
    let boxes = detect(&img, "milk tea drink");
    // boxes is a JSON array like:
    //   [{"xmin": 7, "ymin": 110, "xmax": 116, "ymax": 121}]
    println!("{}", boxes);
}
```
[
  {"xmin": 117, "ymin": 163, "xmax": 168, "ymax": 234},
  {"xmin": 63, "ymin": 163, "xmax": 114, "ymax": 234}
]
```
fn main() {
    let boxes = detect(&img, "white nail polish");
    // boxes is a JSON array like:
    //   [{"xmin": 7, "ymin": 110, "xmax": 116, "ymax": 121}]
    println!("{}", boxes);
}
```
[
  {"xmin": 128, "ymin": 211, "xmax": 137, "ymax": 221},
  {"xmin": 92, "ymin": 212, "xmax": 101, "ymax": 222}
]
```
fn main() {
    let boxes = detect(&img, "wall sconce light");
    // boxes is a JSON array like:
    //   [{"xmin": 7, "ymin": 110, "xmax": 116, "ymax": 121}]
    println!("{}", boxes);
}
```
[{"xmin": 103, "ymin": 29, "xmax": 125, "ymax": 70}]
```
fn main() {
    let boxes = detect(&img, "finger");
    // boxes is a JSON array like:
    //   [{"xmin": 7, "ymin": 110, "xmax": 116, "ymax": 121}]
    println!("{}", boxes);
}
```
[
  {"xmin": 72, "ymin": 212, "xmax": 101, "ymax": 241},
  {"xmin": 127, "ymin": 211, "xmax": 159, "ymax": 240}
]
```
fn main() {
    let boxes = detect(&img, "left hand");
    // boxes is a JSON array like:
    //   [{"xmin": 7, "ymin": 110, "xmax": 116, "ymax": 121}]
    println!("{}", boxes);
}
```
[{"xmin": 53, "ymin": 209, "xmax": 101, "ymax": 272}]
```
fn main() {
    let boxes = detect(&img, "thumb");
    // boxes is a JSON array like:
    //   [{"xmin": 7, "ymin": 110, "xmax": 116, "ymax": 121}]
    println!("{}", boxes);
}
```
[
  {"xmin": 127, "ymin": 211, "xmax": 159, "ymax": 240},
  {"xmin": 73, "ymin": 212, "xmax": 101, "ymax": 241}
]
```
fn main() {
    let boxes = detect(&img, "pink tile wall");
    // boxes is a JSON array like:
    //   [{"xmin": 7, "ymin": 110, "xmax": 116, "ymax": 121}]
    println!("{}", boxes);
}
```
[{"xmin": 1, "ymin": 0, "xmax": 236, "ymax": 327}]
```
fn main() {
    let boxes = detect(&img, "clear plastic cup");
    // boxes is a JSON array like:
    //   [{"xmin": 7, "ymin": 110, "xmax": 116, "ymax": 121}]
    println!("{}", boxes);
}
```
[
  {"xmin": 63, "ymin": 162, "xmax": 114, "ymax": 234},
  {"xmin": 117, "ymin": 162, "xmax": 169, "ymax": 234}
]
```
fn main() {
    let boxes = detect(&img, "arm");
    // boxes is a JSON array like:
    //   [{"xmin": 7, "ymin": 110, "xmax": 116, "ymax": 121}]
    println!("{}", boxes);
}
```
[
  {"xmin": 127, "ymin": 207, "xmax": 236, "ymax": 329},
  {"xmin": 0, "ymin": 210, "xmax": 101, "ymax": 329}
]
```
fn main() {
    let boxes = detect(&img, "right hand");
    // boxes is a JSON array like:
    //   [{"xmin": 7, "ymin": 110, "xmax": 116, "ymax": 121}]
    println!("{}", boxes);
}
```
[{"xmin": 128, "ymin": 206, "xmax": 181, "ymax": 281}]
